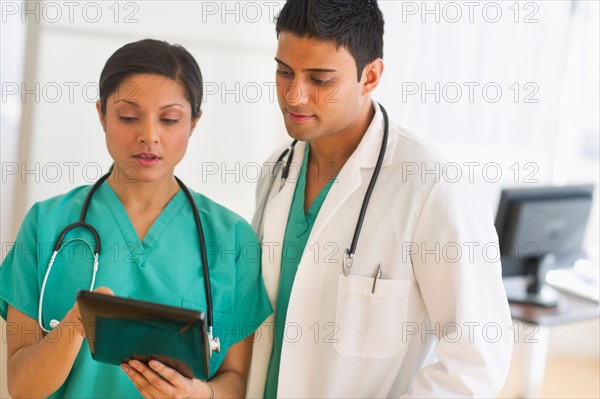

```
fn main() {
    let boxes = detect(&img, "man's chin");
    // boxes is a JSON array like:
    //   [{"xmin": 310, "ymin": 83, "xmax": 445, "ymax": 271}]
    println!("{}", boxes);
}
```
[{"xmin": 284, "ymin": 122, "xmax": 316, "ymax": 142}]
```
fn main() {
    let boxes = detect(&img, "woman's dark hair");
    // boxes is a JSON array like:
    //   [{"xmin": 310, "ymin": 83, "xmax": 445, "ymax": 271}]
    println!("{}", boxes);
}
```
[
  {"xmin": 99, "ymin": 39, "xmax": 202, "ymax": 120},
  {"xmin": 276, "ymin": 0, "xmax": 384, "ymax": 81}
]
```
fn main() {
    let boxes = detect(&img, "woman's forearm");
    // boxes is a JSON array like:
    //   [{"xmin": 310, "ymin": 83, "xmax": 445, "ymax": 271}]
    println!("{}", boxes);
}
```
[
  {"xmin": 193, "ymin": 370, "xmax": 247, "ymax": 398},
  {"xmin": 7, "ymin": 308, "xmax": 84, "ymax": 398}
]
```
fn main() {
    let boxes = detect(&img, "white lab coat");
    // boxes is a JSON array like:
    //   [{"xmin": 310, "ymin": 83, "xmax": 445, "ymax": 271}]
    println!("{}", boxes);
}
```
[{"xmin": 247, "ymin": 101, "xmax": 513, "ymax": 398}]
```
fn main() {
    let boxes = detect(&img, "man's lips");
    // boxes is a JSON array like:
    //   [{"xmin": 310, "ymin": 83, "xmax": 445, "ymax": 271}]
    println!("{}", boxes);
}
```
[{"xmin": 287, "ymin": 110, "xmax": 314, "ymax": 123}]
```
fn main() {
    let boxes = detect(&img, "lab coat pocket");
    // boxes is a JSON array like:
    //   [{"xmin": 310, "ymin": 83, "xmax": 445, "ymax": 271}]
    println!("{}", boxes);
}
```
[{"xmin": 334, "ymin": 274, "xmax": 410, "ymax": 359}]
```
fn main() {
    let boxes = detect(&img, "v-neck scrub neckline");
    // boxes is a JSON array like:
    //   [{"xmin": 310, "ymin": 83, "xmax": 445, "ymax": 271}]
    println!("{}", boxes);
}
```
[{"xmin": 97, "ymin": 182, "xmax": 187, "ymax": 267}]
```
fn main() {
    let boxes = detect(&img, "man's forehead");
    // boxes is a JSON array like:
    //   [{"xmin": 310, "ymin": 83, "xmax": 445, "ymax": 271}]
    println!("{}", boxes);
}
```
[
  {"xmin": 276, "ymin": 32, "xmax": 353, "ymax": 67},
  {"xmin": 277, "ymin": 32, "xmax": 340, "ymax": 50}
]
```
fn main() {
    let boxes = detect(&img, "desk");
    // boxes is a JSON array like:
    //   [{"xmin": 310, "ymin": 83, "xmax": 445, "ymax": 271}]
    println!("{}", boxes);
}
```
[{"xmin": 505, "ymin": 277, "xmax": 600, "ymax": 398}]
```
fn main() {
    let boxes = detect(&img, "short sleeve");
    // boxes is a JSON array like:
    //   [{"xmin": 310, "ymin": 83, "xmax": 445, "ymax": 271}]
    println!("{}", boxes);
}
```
[
  {"xmin": 0, "ymin": 203, "xmax": 40, "ymax": 320},
  {"xmin": 230, "ymin": 221, "xmax": 273, "ymax": 340}
]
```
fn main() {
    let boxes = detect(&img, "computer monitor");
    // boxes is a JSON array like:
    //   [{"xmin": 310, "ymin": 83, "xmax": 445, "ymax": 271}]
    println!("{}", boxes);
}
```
[{"xmin": 495, "ymin": 185, "xmax": 594, "ymax": 307}]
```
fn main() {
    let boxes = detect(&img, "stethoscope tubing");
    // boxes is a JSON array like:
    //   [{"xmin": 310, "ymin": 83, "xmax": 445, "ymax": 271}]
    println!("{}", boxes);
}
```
[
  {"xmin": 175, "ymin": 176, "xmax": 214, "ymax": 333},
  {"xmin": 267, "ymin": 103, "xmax": 389, "ymax": 276},
  {"xmin": 39, "ymin": 170, "xmax": 216, "ymax": 349},
  {"xmin": 345, "ymin": 103, "xmax": 389, "ymax": 263}
]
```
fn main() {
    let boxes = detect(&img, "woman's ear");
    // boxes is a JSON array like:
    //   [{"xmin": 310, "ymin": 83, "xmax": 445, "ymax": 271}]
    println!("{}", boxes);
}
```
[
  {"xmin": 189, "ymin": 109, "xmax": 202, "ymax": 137},
  {"xmin": 96, "ymin": 101, "xmax": 107, "ymax": 132}
]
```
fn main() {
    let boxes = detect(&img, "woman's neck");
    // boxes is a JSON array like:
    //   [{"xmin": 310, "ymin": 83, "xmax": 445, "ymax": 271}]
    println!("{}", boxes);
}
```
[{"xmin": 107, "ymin": 171, "xmax": 180, "ymax": 213}]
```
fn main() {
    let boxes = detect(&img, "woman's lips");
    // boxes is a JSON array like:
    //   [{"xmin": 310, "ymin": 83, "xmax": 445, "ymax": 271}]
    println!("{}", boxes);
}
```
[{"xmin": 133, "ymin": 153, "xmax": 160, "ymax": 167}]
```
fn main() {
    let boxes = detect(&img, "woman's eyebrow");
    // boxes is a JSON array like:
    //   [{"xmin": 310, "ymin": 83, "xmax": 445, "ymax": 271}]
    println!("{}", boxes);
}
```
[
  {"xmin": 160, "ymin": 103, "xmax": 184, "ymax": 110},
  {"xmin": 112, "ymin": 100, "xmax": 183, "ymax": 110},
  {"xmin": 114, "ymin": 99, "xmax": 139, "ymax": 107}
]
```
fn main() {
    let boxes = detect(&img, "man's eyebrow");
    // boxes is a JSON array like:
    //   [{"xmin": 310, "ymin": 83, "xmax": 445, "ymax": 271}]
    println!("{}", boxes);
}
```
[{"xmin": 275, "ymin": 58, "xmax": 337, "ymax": 73}]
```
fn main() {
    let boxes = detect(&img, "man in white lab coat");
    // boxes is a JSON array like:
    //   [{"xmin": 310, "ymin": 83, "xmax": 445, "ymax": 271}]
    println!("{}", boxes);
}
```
[{"xmin": 248, "ymin": 1, "xmax": 513, "ymax": 397}]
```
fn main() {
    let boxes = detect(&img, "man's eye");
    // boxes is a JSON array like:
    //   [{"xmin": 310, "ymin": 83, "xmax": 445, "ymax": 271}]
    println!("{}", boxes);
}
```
[{"xmin": 312, "ymin": 78, "xmax": 333, "ymax": 86}]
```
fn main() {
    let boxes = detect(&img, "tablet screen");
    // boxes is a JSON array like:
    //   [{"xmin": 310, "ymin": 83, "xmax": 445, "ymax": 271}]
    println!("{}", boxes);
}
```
[{"xmin": 76, "ymin": 291, "xmax": 210, "ymax": 380}]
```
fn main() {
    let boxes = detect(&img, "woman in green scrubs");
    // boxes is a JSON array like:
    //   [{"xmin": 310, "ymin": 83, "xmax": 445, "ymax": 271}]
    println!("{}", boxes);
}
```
[{"xmin": 0, "ymin": 39, "xmax": 272, "ymax": 398}]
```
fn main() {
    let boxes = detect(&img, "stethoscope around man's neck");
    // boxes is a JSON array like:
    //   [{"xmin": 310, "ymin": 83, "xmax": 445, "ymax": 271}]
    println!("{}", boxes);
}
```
[
  {"xmin": 261, "ymin": 103, "xmax": 389, "ymax": 276},
  {"xmin": 38, "ymin": 167, "xmax": 221, "ymax": 356}
]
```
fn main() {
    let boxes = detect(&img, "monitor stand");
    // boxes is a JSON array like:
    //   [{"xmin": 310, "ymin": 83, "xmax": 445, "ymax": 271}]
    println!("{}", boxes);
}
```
[{"xmin": 506, "ymin": 254, "xmax": 559, "ymax": 307}]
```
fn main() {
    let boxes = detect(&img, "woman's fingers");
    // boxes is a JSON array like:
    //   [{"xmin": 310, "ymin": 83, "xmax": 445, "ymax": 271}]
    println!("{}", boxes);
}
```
[
  {"xmin": 148, "ymin": 360, "xmax": 191, "ymax": 389},
  {"xmin": 122, "ymin": 359, "xmax": 193, "ymax": 398},
  {"xmin": 122, "ymin": 361, "xmax": 167, "ymax": 398},
  {"xmin": 93, "ymin": 286, "xmax": 115, "ymax": 296}
]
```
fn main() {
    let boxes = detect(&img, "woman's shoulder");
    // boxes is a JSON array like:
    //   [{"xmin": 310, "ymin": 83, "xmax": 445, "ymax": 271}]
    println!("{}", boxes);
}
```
[
  {"xmin": 189, "ymin": 190, "xmax": 256, "ymax": 241},
  {"xmin": 33, "ymin": 184, "xmax": 94, "ymax": 214},
  {"xmin": 11, "ymin": 184, "xmax": 96, "ymax": 244}
]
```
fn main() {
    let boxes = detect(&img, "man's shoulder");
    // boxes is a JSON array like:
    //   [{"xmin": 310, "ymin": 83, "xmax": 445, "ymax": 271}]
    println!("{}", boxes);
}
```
[{"xmin": 389, "ymin": 122, "xmax": 449, "ymax": 165}]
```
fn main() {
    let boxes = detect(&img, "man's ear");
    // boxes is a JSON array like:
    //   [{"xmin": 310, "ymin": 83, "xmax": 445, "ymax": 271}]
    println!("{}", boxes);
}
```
[
  {"xmin": 189, "ymin": 109, "xmax": 202, "ymax": 137},
  {"xmin": 96, "ymin": 101, "xmax": 106, "ymax": 132},
  {"xmin": 360, "ymin": 58, "xmax": 384, "ymax": 96}
]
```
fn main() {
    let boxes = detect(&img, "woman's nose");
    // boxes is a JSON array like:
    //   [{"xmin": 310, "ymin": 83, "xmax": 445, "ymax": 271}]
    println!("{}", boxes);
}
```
[{"xmin": 137, "ymin": 118, "xmax": 160, "ymax": 144}]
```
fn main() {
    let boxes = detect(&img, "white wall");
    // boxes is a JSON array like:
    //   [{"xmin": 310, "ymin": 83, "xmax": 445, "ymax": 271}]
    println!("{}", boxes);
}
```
[
  {"xmin": 1, "ymin": 0, "xmax": 599, "ymax": 397},
  {"xmin": 4, "ymin": 1, "xmax": 288, "ymax": 226},
  {"xmin": 1, "ymin": 6, "xmax": 27, "ymax": 397}
]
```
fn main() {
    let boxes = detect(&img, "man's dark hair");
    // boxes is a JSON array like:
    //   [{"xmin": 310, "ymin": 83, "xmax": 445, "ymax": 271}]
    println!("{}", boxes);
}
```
[
  {"xmin": 276, "ymin": 0, "xmax": 384, "ymax": 81},
  {"xmin": 99, "ymin": 39, "xmax": 203, "ymax": 120}
]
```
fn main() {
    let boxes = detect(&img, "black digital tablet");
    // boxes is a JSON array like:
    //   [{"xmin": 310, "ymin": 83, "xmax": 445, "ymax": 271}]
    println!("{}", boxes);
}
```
[{"xmin": 76, "ymin": 291, "xmax": 210, "ymax": 380}]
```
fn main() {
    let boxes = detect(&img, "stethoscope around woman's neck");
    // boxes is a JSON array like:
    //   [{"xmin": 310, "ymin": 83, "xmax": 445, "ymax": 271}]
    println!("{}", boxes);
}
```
[
  {"xmin": 259, "ymin": 103, "xmax": 389, "ymax": 276},
  {"xmin": 38, "ymin": 167, "xmax": 221, "ymax": 356}
]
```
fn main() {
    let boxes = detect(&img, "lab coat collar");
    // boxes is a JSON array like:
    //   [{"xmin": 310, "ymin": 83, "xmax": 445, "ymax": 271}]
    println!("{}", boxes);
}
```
[{"xmin": 357, "ymin": 99, "xmax": 396, "ymax": 169}]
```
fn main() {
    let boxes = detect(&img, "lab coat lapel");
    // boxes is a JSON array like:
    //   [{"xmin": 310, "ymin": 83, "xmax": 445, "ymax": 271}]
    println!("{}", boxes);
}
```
[{"xmin": 260, "ymin": 141, "xmax": 307, "ymax": 306}]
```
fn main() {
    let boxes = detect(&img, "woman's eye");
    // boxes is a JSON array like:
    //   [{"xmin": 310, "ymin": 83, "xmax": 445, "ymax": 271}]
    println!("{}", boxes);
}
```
[
  {"xmin": 162, "ymin": 118, "xmax": 179, "ymax": 125},
  {"xmin": 119, "ymin": 116, "xmax": 137, "ymax": 123},
  {"xmin": 276, "ymin": 69, "xmax": 292, "ymax": 78}
]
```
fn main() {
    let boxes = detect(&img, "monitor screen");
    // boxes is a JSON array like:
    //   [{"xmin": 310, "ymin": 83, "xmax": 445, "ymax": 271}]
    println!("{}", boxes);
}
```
[{"xmin": 495, "ymin": 185, "xmax": 594, "ymax": 306}]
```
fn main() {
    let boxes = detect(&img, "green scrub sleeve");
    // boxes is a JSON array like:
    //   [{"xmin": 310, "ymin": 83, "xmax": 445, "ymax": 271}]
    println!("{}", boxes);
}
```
[{"xmin": 0, "ymin": 203, "xmax": 41, "ymax": 321}]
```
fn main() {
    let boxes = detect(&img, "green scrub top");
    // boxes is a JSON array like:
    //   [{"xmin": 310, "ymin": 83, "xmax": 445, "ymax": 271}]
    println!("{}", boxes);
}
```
[
  {"xmin": 0, "ymin": 181, "xmax": 272, "ymax": 398},
  {"xmin": 264, "ymin": 145, "xmax": 336, "ymax": 398}
]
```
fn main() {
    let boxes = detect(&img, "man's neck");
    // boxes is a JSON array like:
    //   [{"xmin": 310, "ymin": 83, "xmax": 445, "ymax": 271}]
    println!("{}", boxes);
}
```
[
  {"xmin": 302, "ymin": 101, "xmax": 375, "ymax": 212},
  {"xmin": 308, "ymin": 101, "xmax": 376, "ymax": 173}
]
